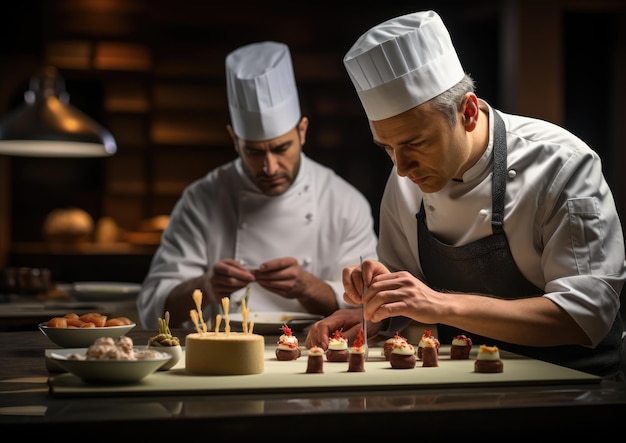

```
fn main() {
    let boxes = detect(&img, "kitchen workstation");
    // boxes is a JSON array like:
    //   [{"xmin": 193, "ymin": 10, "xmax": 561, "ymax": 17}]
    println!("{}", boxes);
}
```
[
  {"xmin": 2, "ymin": 311, "xmax": 626, "ymax": 439},
  {"xmin": 2, "ymin": 1, "xmax": 626, "ymax": 439}
]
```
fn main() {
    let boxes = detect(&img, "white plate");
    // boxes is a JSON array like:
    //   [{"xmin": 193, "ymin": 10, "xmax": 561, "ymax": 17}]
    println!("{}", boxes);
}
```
[
  {"xmin": 228, "ymin": 311, "xmax": 323, "ymax": 335},
  {"xmin": 70, "ymin": 281, "xmax": 142, "ymax": 301},
  {"xmin": 49, "ymin": 347, "xmax": 171, "ymax": 384}
]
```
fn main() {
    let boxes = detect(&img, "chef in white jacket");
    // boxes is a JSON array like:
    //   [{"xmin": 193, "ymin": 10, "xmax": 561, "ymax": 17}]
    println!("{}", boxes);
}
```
[
  {"xmin": 305, "ymin": 11, "xmax": 625, "ymax": 380},
  {"xmin": 137, "ymin": 41, "xmax": 378, "ymax": 329}
]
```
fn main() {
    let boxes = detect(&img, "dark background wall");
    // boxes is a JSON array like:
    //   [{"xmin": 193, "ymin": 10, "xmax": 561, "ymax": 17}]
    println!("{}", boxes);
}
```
[{"xmin": 1, "ymin": 0, "xmax": 625, "ymax": 283}]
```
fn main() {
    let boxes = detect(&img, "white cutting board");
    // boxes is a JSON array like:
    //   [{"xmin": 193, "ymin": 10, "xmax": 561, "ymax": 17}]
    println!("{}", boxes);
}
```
[{"xmin": 48, "ymin": 345, "xmax": 600, "ymax": 397}]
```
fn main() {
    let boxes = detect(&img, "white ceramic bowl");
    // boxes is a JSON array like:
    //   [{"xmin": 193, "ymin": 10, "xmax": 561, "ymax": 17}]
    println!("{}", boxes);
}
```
[
  {"xmin": 49, "ymin": 348, "xmax": 171, "ymax": 384},
  {"xmin": 39, "ymin": 322, "xmax": 136, "ymax": 348},
  {"xmin": 148, "ymin": 345, "xmax": 182, "ymax": 370}
]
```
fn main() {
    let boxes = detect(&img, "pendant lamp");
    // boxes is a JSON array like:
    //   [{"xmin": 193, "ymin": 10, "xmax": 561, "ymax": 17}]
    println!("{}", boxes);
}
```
[{"xmin": 0, "ymin": 66, "xmax": 117, "ymax": 157}]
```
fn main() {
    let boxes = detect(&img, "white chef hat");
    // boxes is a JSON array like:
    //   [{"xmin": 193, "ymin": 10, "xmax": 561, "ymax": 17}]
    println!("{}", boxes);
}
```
[
  {"xmin": 226, "ymin": 41, "xmax": 301, "ymax": 141},
  {"xmin": 343, "ymin": 10, "xmax": 465, "ymax": 121}
]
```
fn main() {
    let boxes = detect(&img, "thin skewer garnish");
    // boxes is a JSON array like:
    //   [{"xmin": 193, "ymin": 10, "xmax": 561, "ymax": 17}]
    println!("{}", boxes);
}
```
[
  {"xmin": 192, "ymin": 289, "xmax": 207, "ymax": 333},
  {"xmin": 241, "ymin": 297, "xmax": 249, "ymax": 334},
  {"xmin": 214, "ymin": 314, "xmax": 222, "ymax": 334},
  {"xmin": 222, "ymin": 297, "xmax": 230, "ymax": 334},
  {"xmin": 190, "ymin": 309, "xmax": 201, "ymax": 334}
]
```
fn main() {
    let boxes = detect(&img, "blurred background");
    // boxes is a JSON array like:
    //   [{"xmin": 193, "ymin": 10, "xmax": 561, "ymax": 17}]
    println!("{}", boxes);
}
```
[{"xmin": 1, "ymin": 0, "xmax": 625, "ymax": 285}]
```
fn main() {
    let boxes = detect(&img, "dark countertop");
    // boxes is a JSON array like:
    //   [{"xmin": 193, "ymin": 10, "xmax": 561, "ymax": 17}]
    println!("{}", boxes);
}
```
[{"xmin": 2, "ymin": 329, "xmax": 626, "ymax": 438}]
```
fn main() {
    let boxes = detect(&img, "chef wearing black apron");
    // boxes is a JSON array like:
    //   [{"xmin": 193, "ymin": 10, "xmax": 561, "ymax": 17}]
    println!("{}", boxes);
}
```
[{"xmin": 417, "ymin": 110, "xmax": 624, "ymax": 379}]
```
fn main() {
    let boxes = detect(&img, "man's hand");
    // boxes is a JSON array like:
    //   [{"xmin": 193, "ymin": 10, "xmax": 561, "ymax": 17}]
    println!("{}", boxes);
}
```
[
  {"xmin": 208, "ymin": 258, "xmax": 256, "ymax": 302},
  {"xmin": 304, "ymin": 308, "xmax": 382, "ymax": 350},
  {"xmin": 253, "ymin": 256, "xmax": 303, "ymax": 298},
  {"xmin": 342, "ymin": 259, "xmax": 391, "ymax": 306}
]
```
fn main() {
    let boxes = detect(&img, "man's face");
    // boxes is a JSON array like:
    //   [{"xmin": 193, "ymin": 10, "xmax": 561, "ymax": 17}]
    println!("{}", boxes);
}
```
[
  {"xmin": 370, "ymin": 102, "xmax": 469, "ymax": 194},
  {"xmin": 233, "ymin": 118, "xmax": 308, "ymax": 196}
]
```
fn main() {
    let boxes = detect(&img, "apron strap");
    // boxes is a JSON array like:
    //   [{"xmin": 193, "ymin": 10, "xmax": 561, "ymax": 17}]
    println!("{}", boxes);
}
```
[{"xmin": 492, "ymin": 110, "xmax": 506, "ymax": 235}]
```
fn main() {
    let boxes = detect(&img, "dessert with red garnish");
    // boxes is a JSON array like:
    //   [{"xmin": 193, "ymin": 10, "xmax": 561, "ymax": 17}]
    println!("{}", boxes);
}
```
[
  {"xmin": 389, "ymin": 338, "xmax": 416, "ymax": 369},
  {"xmin": 420, "ymin": 336, "xmax": 439, "ymax": 367},
  {"xmin": 347, "ymin": 329, "xmax": 366, "ymax": 372},
  {"xmin": 450, "ymin": 334, "xmax": 473, "ymax": 360},
  {"xmin": 326, "ymin": 329, "xmax": 349, "ymax": 362},
  {"xmin": 306, "ymin": 346, "xmax": 325, "ymax": 373},
  {"xmin": 382, "ymin": 331, "xmax": 409, "ymax": 361},
  {"xmin": 474, "ymin": 345, "xmax": 504, "ymax": 373},
  {"xmin": 417, "ymin": 329, "xmax": 440, "ymax": 360},
  {"xmin": 275, "ymin": 323, "xmax": 301, "ymax": 361}
]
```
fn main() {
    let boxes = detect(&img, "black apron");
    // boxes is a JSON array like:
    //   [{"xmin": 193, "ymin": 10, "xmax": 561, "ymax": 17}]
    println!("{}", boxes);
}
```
[{"xmin": 416, "ymin": 110, "xmax": 624, "ymax": 379}]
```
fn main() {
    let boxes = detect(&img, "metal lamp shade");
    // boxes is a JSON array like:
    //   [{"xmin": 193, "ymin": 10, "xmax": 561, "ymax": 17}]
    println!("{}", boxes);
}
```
[{"xmin": 0, "ymin": 66, "xmax": 117, "ymax": 157}]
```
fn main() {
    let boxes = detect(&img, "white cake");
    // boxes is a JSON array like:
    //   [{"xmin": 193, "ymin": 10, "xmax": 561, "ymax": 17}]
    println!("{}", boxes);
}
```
[{"xmin": 185, "ymin": 332, "xmax": 265, "ymax": 375}]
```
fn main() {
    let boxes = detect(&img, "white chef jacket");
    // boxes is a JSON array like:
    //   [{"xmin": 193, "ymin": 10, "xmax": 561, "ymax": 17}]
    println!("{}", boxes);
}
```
[
  {"xmin": 137, "ymin": 153, "xmax": 378, "ymax": 329},
  {"xmin": 378, "ymin": 101, "xmax": 625, "ymax": 347}
]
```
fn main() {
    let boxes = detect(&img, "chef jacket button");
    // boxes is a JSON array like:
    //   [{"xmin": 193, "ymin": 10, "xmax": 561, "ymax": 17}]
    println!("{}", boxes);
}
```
[
  {"xmin": 305, "ymin": 213, "xmax": 313, "ymax": 222},
  {"xmin": 302, "ymin": 257, "xmax": 312, "ymax": 267},
  {"xmin": 508, "ymin": 169, "xmax": 517, "ymax": 178},
  {"xmin": 479, "ymin": 209, "xmax": 489, "ymax": 218},
  {"xmin": 240, "ymin": 222, "xmax": 247, "ymax": 229}
]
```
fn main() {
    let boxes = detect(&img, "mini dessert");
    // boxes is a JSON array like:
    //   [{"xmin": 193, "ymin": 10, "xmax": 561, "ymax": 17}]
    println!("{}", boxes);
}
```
[
  {"xmin": 326, "ymin": 329, "xmax": 349, "ymax": 362},
  {"xmin": 347, "ymin": 329, "xmax": 366, "ymax": 372},
  {"xmin": 275, "ymin": 323, "xmax": 301, "ymax": 361},
  {"xmin": 420, "ymin": 336, "xmax": 439, "ymax": 367},
  {"xmin": 382, "ymin": 331, "xmax": 408, "ymax": 361},
  {"xmin": 389, "ymin": 339, "xmax": 416, "ymax": 369},
  {"xmin": 474, "ymin": 345, "xmax": 504, "ymax": 373},
  {"xmin": 450, "ymin": 334, "xmax": 473, "ymax": 360},
  {"xmin": 417, "ymin": 330, "xmax": 440, "ymax": 360},
  {"xmin": 185, "ymin": 293, "xmax": 265, "ymax": 375},
  {"xmin": 306, "ymin": 346, "xmax": 325, "ymax": 373}
]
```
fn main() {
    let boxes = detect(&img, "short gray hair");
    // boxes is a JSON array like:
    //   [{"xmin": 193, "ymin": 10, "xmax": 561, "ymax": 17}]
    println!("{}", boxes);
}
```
[{"xmin": 430, "ymin": 74, "xmax": 475, "ymax": 127}]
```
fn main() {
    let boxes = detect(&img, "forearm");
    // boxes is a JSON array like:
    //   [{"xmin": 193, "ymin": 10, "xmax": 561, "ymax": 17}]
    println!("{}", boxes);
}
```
[
  {"xmin": 165, "ymin": 275, "xmax": 210, "ymax": 328},
  {"xmin": 439, "ymin": 294, "xmax": 591, "ymax": 347},
  {"xmin": 293, "ymin": 271, "xmax": 339, "ymax": 316}
]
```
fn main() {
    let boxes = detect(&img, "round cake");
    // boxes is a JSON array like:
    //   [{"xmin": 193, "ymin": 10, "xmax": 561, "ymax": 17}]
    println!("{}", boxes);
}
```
[
  {"xmin": 326, "ymin": 329, "xmax": 349, "ymax": 362},
  {"xmin": 450, "ymin": 334, "xmax": 473, "ymax": 360},
  {"xmin": 474, "ymin": 345, "xmax": 504, "ymax": 373},
  {"xmin": 185, "ymin": 332, "xmax": 265, "ymax": 375}
]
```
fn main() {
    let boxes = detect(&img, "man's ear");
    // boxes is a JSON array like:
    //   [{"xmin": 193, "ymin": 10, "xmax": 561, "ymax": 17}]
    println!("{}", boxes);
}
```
[
  {"xmin": 298, "ymin": 116, "xmax": 309, "ymax": 146},
  {"xmin": 461, "ymin": 93, "xmax": 479, "ymax": 131}
]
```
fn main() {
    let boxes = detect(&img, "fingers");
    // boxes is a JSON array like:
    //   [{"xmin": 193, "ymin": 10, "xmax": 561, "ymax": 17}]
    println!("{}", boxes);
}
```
[
  {"xmin": 304, "ymin": 309, "xmax": 363, "ymax": 349},
  {"xmin": 342, "ymin": 259, "xmax": 391, "ymax": 306},
  {"xmin": 257, "ymin": 256, "xmax": 298, "ymax": 272},
  {"xmin": 214, "ymin": 258, "xmax": 256, "ymax": 280},
  {"xmin": 209, "ymin": 258, "xmax": 256, "ymax": 299},
  {"xmin": 342, "ymin": 264, "xmax": 362, "ymax": 305}
]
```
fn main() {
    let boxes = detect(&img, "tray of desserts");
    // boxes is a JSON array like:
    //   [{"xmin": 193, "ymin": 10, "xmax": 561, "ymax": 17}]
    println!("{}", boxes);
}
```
[{"xmin": 47, "ymin": 345, "xmax": 600, "ymax": 398}]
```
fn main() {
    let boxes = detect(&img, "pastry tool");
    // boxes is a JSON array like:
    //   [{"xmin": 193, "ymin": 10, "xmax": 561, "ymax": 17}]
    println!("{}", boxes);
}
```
[{"xmin": 360, "ymin": 256, "xmax": 368, "ymax": 359}]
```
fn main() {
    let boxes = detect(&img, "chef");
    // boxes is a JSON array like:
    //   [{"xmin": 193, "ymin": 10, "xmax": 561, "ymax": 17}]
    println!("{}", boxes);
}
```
[
  {"xmin": 305, "ymin": 11, "xmax": 626, "ymax": 380},
  {"xmin": 137, "ymin": 41, "xmax": 378, "ymax": 329}
]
